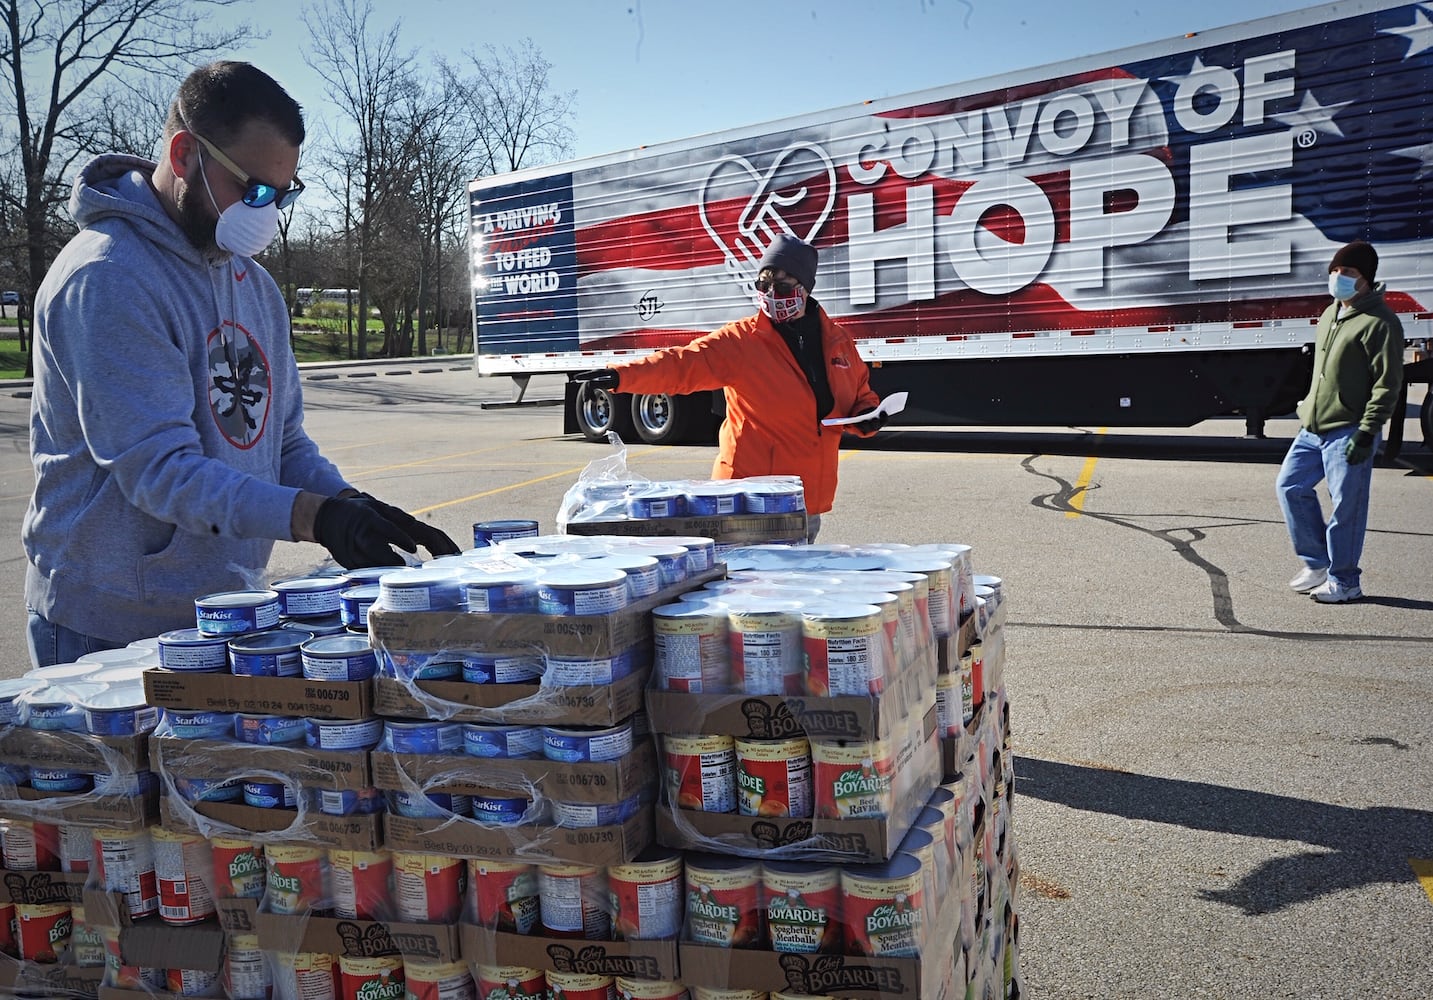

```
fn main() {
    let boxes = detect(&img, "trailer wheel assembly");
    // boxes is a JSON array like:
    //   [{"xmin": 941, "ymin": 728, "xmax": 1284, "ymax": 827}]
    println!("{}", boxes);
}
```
[
  {"xmin": 631, "ymin": 392, "xmax": 691, "ymax": 445},
  {"xmin": 574, "ymin": 384, "xmax": 634, "ymax": 442}
]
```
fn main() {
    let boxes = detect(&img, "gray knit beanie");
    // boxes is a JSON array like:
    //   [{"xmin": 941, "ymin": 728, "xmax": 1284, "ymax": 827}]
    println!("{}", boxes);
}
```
[{"xmin": 758, "ymin": 235, "xmax": 818, "ymax": 291}]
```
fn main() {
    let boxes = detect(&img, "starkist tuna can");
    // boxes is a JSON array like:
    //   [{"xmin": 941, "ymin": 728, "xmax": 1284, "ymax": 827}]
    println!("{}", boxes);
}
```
[
  {"xmin": 664, "ymin": 535, "xmax": 718, "ymax": 574},
  {"xmin": 462, "ymin": 568, "xmax": 540, "ymax": 613},
  {"xmin": 546, "ymin": 972, "xmax": 615, "ymax": 1000},
  {"xmin": 608, "ymin": 850, "xmax": 683, "ymax": 941},
  {"xmin": 301, "ymin": 634, "xmax": 378, "ymax": 681},
  {"xmin": 174, "ymin": 775, "xmax": 242, "ymax": 803},
  {"xmin": 663, "ymin": 734, "xmax": 737, "ymax": 813},
  {"xmin": 155, "ymin": 627, "xmax": 230, "ymax": 673},
  {"xmin": 763, "ymin": 861, "xmax": 841, "ymax": 954},
  {"xmin": 549, "ymin": 795, "xmax": 640, "ymax": 829},
  {"xmin": 544, "ymin": 650, "xmax": 635, "ymax": 687},
  {"xmin": 735, "ymin": 737, "xmax": 812, "ymax": 819},
  {"xmin": 474, "ymin": 966, "xmax": 546, "ymax": 1000},
  {"xmin": 384, "ymin": 719, "xmax": 464, "ymax": 755},
  {"xmin": 467, "ymin": 860, "xmax": 540, "ymax": 934},
  {"xmin": 683, "ymin": 482, "xmax": 745, "ymax": 516},
  {"xmin": 653, "ymin": 603, "xmax": 730, "ymax": 693},
  {"xmin": 538, "ymin": 863, "xmax": 610, "ymax": 939},
  {"xmin": 622, "ymin": 542, "xmax": 690, "ymax": 588},
  {"xmin": 234, "ymin": 712, "xmax": 306, "ymax": 745},
  {"xmin": 228, "ymin": 628, "xmax": 304, "ymax": 677},
  {"xmin": 683, "ymin": 854, "xmax": 762, "ymax": 948},
  {"xmin": 194, "ymin": 590, "xmax": 281, "ymax": 636},
  {"xmin": 740, "ymin": 480, "xmax": 804, "ymax": 514},
  {"xmin": 461, "ymin": 652, "xmax": 543, "ymax": 685},
  {"xmin": 811, "ymin": 738, "xmax": 894, "ymax": 819},
  {"xmin": 387, "ymin": 790, "xmax": 471, "ymax": 819},
  {"xmin": 586, "ymin": 553, "xmax": 661, "ymax": 599},
  {"xmin": 337, "ymin": 955, "xmax": 404, "ymax": 1000},
  {"xmin": 314, "ymin": 786, "xmax": 384, "ymax": 817},
  {"xmin": 29, "ymin": 768, "xmax": 91, "ymax": 792},
  {"xmin": 625, "ymin": 486, "xmax": 687, "ymax": 520},
  {"xmin": 470, "ymin": 793, "xmax": 535, "ymax": 826},
  {"xmin": 542, "ymin": 722, "xmax": 633, "ymax": 763},
  {"xmin": 339, "ymin": 584, "xmax": 381, "ymax": 630},
  {"xmin": 265, "ymin": 844, "xmax": 326, "ymax": 915},
  {"xmin": 462, "ymin": 722, "xmax": 541, "ymax": 759},
  {"xmin": 471, "ymin": 519, "xmax": 540, "ymax": 548},
  {"xmin": 79, "ymin": 686, "xmax": 160, "ymax": 736},
  {"xmin": 840, "ymin": 854, "xmax": 924, "ymax": 958},
  {"xmin": 536, "ymin": 566, "xmax": 629, "ymax": 616},
  {"xmin": 305, "ymin": 717, "xmax": 383, "ymax": 751},
  {"xmin": 242, "ymin": 780, "xmax": 296, "ymax": 809},
  {"xmin": 378, "ymin": 567, "xmax": 467, "ymax": 612},
  {"xmin": 329, "ymin": 849, "xmax": 392, "ymax": 920},
  {"xmin": 209, "ymin": 837, "xmax": 265, "ymax": 899},
  {"xmin": 404, "ymin": 961, "xmax": 475, "ymax": 1000},
  {"xmin": 272, "ymin": 576, "xmax": 347, "ymax": 619},
  {"xmin": 167, "ymin": 709, "xmax": 235, "ymax": 740}
]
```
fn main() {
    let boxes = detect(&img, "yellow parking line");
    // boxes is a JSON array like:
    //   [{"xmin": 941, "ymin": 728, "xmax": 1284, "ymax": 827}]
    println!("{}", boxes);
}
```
[
  {"xmin": 1066, "ymin": 428, "xmax": 1107, "ymax": 519},
  {"xmin": 1411, "ymin": 859, "xmax": 1433, "ymax": 904},
  {"xmin": 411, "ymin": 448, "xmax": 655, "ymax": 515}
]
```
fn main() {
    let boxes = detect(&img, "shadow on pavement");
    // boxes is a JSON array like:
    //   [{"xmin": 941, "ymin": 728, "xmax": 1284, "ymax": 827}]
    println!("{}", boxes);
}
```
[{"xmin": 1016, "ymin": 756, "xmax": 1433, "ymax": 915}]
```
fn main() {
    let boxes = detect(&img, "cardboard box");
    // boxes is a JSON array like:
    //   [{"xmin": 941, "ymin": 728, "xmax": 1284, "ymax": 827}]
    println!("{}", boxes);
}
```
[
  {"xmin": 460, "ymin": 922, "xmax": 679, "ymax": 982},
  {"xmin": 645, "ymin": 680, "xmax": 936, "ymax": 742},
  {"xmin": 216, "ymin": 897, "xmax": 260, "ymax": 934},
  {"xmin": 10, "ymin": 782, "xmax": 159, "ymax": 830},
  {"xmin": 565, "ymin": 513, "xmax": 807, "ymax": 544},
  {"xmin": 370, "ymin": 741, "xmax": 657, "ymax": 805},
  {"xmin": 150, "ymin": 736, "xmax": 372, "ymax": 792},
  {"xmin": 80, "ymin": 889, "xmax": 226, "ymax": 970},
  {"xmin": 0, "ymin": 960, "xmax": 104, "ymax": 997},
  {"xmin": 0, "ymin": 869, "xmax": 86, "ymax": 906},
  {"xmin": 256, "ymin": 912, "xmax": 461, "ymax": 963},
  {"xmin": 372, "ymin": 671, "xmax": 647, "ymax": 727},
  {"xmin": 678, "ymin": 860, "xmax": 962, "ymax": 999},
  {"xmin": 158, "ymin": 794, "xmax": 383, "ymax": 850},
  {"xmin": 367, "ymin": 566, "xmax": 725, "ymax": 661},
  {"xmin": 0, "ymin": 728, "xmax": 150, "ymax": 774},
  {"xmin": 382, "ymin": 806, "xmax": 653, "ymax": 866},
  {"xmin": 143, "ymin": 669, "xmax": 374, "ymax": 721}
]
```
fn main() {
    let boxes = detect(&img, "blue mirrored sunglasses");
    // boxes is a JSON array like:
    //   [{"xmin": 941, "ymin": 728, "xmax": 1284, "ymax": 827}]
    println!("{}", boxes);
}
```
[{"xmin": 191, "ymin": 131, "xmax": 305, "ymax": 209}]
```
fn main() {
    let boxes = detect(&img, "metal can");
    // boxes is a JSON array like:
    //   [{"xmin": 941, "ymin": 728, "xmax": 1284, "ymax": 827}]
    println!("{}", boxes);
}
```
[
  {"xmin": 801, "ymin": 603, "xmax": 885, "ymax": 696},
  {"xmin": 545, "ymin": 972, "xmax": 615, "ymax": 1000},
  {"xmin": 536, "ymin": 566, "xmax": 629, "ymax": 615},
  {"xmin": 538, "ymin": 863, "xmax": 610, "ymax": 940},
  {"xmin": 663, "ymin": 734, "xmax": 737, "ymax": 813},
  {"xmin": 265, "ymin": 843, "xmax": 326, "ymax": 915},
  {"xmin": 103, "ymin": 923, "xmax": 164, "ymax": 988},
  {"xmin": 339, "ymin": 583, "xmax": 381, "ymax": 630},
  {"xmin": 607, "ymin": 850, "xmax": 683, "ymax": 941},
  {"xmin": 151, "ymin": 826, "xmax": 216, "ymax": 926},
  {"xmin": 734, "ymin": 737, "xmax": 812, "ymax": 819},
  {"xmin": 209, "ymin": 837, "xmax": 265, "ymax": 898},
  {"xmin": 384, "ymin": 719, "xmax": 465, "ymax": 755},
  {"xmin": 301, "ymin": 634, "xmax": 379, "ymax": 681},
  {"xmin": 305, "ymin": 717, "xmax": 384, "ymax": 751},
  {"xmin": 29, "ymin": 767, "xmax": 91, "ymax": 792},
  {"xmin": 550, "ymin": 795, "xmax": 641, "ymax": 829},
  {"xmin": 462, "ymin": 722, "xmax": 541, "ymax": 759},
  {"xmin": 167, "ymin": 967, "xmax": 224, "ymax": 997},
  {"xmin": 67, "ymin": 902, "xmax": 104, "ymax": 967},
  {"xmin": 15, "ymin": 902, "xmax": 70, "ymax": 962},
  {"xmin": 272, "ymin": 576, "xmax": 347, "ymax": 620},
  {"xmin": 166, "ymin": 709, "xmax": 235, "ymax": 740},
  {"xmin": 653, "ymin": 603, "xmax": 730, "ymax": 693},
  {"xmin": 467, "ymin": 860, "xmax": 540, "ymax": 934},
  {"xmin": 616, "ymin": 981, "xmax": 688, "ymax": 1000},
  {"xmin": 157, "ymin": 628, "xmax": 232, "ymax": 673},
  {"xmin": 471, "ymin": 519, "xmax": 540, "ymax": 548},
  {"xmin": 2, "ymin": 819, "xmax": 59, "ymax": 870},
  {"xmin": 80, "ymin": 686, "xmax": 161, "ymax": 736},
  {"xmin": 763, "ymin": 861, "xmax": 841, "ymax": 954},
  {"xmin": 542, "ymin": 722, "xmax": 633, "ymax": 763},
  {"xmin": 225, "ymin": 934, "xmax": 271, "ymax": 1000},
  {"xmin": 272, "ymin": 952, "xmax": 338, "ymax": 1000},
  {"xmin": 228, "ymin": 628, "xmax": 305, "ymax": 677},
  {"xmin": 470, "ymin": 793, "xmax": 534, "ymax": 826},
  {"xmin": 393, "ymin": 851, "xmax": 465, "ymax": 922},
  {"xmin": 194, "ymin": 589, "xmax": 281, "ymax": 636},
  {"xmin": 690, "ymin": 993, "xmax": 766, "ymax": 1000},
  {"xmin": 586, "ymin": 554, "xmax": 661, "ymax": 599},
  {"xmin": 683, "ymin": 854, "xmax": 762, "ymax": 948},
  {"xmin": 461, "ymin": 568, "xmax": 541, "ymax": 614},
  {"xmin": 544, "ymin": 650, "xmax": 635, "ymax": 687},
  {"xmin": 174, "ymin": 772, "xmax": 244, "ymax": 804},
  {"xmin": 234, "ymin": 712, "xmax": 306, "ymax": 745},
  {"xmin": 474, "ymin": 966, "xmax": 546, "ymax": 1000},
  {"xmin": 461, "ymin": 652, "xmax": 544, "ymax": 685},
  {"xmin": 840, "ymin": 854, "xmax": 924, "ymax": 957},
  {"xmin": 810, "ymin": 738, "xmax": 894, "ymax": 819},
  {"xmin": 404, "ymin": 960, "xmax": 475, "ymax": 1000},
  {"xmin": 936, "ymin": 671, "xmax": 961, "ymax": 737},
  {"xmin": 243, "ymin": 779, "xmax": 297, "ymax": 809},
  {"xmin": 379, "ymin": 567, "xmax": 468, "ymax": 612},
  {"xmin": 387, "ymin": 790, "xmax": 472, "ymax": 819},
  {"xmin": 726, "ymin": 601, "xmax": 804, "ymax": 695},
  {"xmin": 625, "ymin": 486, "xmax": 687, "ymax": 520},
  {"xmin": 683, "ymin": 482, "xmax": 746, "ymax": 516},
  {"xmin": 57, "ymin": 825, "xmax": 92, "ymax": 874},
  {"xmin": 314, "ymin": 786, "xmax": 385, "ymax": 817},
  {"xmin": 622, "ymin": 542, "xmax": 690, "ymax": 588},
  {"xmin": 92, "ymin": 827, "xmax": 159, "ymax": 921},
  {"xmin": 329, "ymin": 849, "xmax": 393, "ymax": 920},
  {"xmin": 337, "ymin": 954, "xmax": 404, "ymax": 1000},
  {"xmin": 959, "ymin": 650, "xmax": 975, "ymax": 725}
]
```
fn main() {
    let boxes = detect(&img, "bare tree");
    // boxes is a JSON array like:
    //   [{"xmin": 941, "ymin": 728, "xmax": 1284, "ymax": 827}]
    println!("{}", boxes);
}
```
[
  {"xmin": 302, "ymin": 0, "xmax": 417, "ymax": 360},
  {"xmin": 458, "ymin": 38, "xmax": 576, "ymax": 175},
  {"xmin": 0, "ymin": 0, "xmax": 254, "ymax": 373},
  {"xmin": 77, "ymin": 74, "xmax": 176, "ymax": 159}
]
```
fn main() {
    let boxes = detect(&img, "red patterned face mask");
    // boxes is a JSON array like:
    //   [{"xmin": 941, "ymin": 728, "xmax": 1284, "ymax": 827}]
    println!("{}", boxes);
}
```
[{"xmin": 755, "ymin": 287, "xmax": 806, "ymax": 323}]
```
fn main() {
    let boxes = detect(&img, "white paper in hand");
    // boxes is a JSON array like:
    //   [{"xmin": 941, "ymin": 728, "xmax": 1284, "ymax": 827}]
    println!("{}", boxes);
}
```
[{"xmin": 822, "ymin": 391, "xmax": 909, "ymax": 427}]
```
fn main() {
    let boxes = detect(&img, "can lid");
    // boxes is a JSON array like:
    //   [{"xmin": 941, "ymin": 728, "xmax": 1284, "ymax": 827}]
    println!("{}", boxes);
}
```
[
  {"xmin": 0, "ymin": 677, "xmax": 38, "ymax": 701},
  {"xmin": 536, "ymin": 565, "xmax": 629, "ymax": 590},
  {"xmin": 871, "ymin": 555, "xmax": 954, "ymax": 574},
  {"xmin": 684, "ymin": 852, "xmax": 762, "ymax": 875},
  {"xmin": 616, "ymin": 541, "xmax": 689, "ymax": 559},
  {"xmin": 77, "ymin": 683, "xmax": 148, "ymax": 712},
  {"xmin": 24, "ymin": 661, "xmax": 101, "ymax": 684},
  {"xmin": 845, "ymin": 852, "xmax": 923, "ymax": 881},
  {"xmin": 683, "ymin": 482, "xmax": 746, "ymax": 497},
  {"xmin": 85, "ymin": 664, "xmax": 151, "ymax": 685},
  {"xmin": 229, "ymin": 628, "xmax": 307, "ymax": 655},
  {"xmin": 339, "ymin": 583, "xmax": 382, "ymax": 600},
  {"xmin": 195, "ymin": 590, "xmax": 280, "ymax": 608},
  {"xmin": 282, "ymin": 618, "xmax": 348, "ymax": 637},
  {"xmin": 379, "ymin": 566, "xmax": 464, "ymax": 589},
  {"xmin": 158, "ymin": 627, "xmax": 230, "ymax": 646},
  {"xmin": 341, "ymin": 567, "xmax": 398, "ymax": 585},
  {"xmin": 586, "ymin": 553, "xmax": 659, "ymax": 574},
  {"xmin": 762, "ymin": 859, "xmax": 837, "ymax": 876},
  {"xmin": 21, "ymin": 681, "xmax": 106, "ymax": 707},
  {"xmin": 474, "ymin": 519, "xmax": 540, "ymax": 532},
  {"xmin": 658, "ymin": 535, "xmax": 717, "ymax": 549},
  {"xmin": 801, "ymin": 602, "xmax": 882, "ymax": 622},
  {"xmin": 461, "ymin": 567, "xmax": 541, "ymax": 587},
  {"xmin": 272, "ymin": 576, "xmax": 346, "ymax": 594},
  {"xmin": 301, "ymin": 634, "xmax": 373, "ymax": 657},
  {"xmin": 652, "ymin": 602, "xmax": 725, "ymax": 621}
]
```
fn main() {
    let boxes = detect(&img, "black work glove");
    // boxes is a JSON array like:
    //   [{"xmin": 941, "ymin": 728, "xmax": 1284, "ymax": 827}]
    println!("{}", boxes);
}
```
[
  {"xmin": 572, "ymin": 369, "xmax": 620, "ymax": 391},
  {"xmin": 353, "ymin": 493, "xmax": 462, "ymax": 559},
  {"xmin": 313, "ymin": 496, "xmax": 417, "ymax": 569},
  {"xmin": 850, "ymin": 411, "xmax": 889, "ymax": 435},
  {"xmin": 1344, "ymin": 429, "xmax": 1375, "ymax": 465}
]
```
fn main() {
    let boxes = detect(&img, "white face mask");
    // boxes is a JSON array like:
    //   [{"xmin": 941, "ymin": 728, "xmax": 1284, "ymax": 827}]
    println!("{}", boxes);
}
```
[
  {"xmin": 1328, "ymin": 271, "xmax": 1358, "ymax": 301},
  {"xmin": 755, "ymin": 287, "xmax": 807, "ymax": 323},
  {"xmin": 198, "ymin": 151, "xmax": 280, "ymax": 257}
]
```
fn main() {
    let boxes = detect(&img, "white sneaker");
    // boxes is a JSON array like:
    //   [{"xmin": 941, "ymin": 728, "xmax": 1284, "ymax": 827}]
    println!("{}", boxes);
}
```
[
  {"xmin": 1310, "ymin": 580, "xmax": 1363, "ymax": 603},
  {"xmin": 1288, "ymin": 566, "xmax": 1328, "ymax": 593}
]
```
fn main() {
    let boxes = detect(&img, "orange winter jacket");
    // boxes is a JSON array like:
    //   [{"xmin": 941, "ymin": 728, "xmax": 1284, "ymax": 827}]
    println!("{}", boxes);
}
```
[{"xmin": 614, "ymin": 306, "xmax": 880, "ymax": 515}]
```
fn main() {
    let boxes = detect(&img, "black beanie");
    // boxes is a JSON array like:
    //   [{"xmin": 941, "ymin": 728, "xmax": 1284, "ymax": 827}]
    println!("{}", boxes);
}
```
[
  {"xmin": 1329, "ymin": 240, "xmax": 1378, "ymax": 283},
  {"xmin": 758, "ymin": 234, "xmax": 818, "ymax": 291}
]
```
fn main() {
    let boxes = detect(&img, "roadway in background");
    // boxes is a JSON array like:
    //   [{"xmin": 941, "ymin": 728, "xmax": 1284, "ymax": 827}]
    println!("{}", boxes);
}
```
[{"xmin": 1, "ymin": 364, "xmax": 1430, "ymax": 998}]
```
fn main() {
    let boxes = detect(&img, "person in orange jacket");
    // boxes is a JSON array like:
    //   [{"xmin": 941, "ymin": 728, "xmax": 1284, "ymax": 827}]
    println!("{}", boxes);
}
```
[{"xmin": 572, "ymin": 235, "xmax": 885, "ymax": 542}]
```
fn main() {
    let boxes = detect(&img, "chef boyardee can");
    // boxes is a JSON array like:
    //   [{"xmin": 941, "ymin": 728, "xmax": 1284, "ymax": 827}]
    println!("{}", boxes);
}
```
[
  {"xmin": 228, "ymin": 628, "xmax": 305, "ymax": 677},
  {"xmin": 92, "ymin": 827, "xmax": 160, "ymax": 921},
  {"xmin": 393, "ymin": 852, "xmax": 465, "ymax": 923},
  {"xmin": 151, "ymin": 826, "xmax": 216, "ymax": 926},
  {"xmin": 226, "ymin": 934, "xmax": 271, "ymax": 1000},
  {"xmin": 475, "ymin": 966, "xmax": 545, "ymax": 1000},
  {"xmin": 472, "ymin": 519, "xmax": 540, "ymax": 548},
  {"xmin": 329, "ymin": 849, "xmax": 393, "ymax": 920},
  {"xmin": 545, "ymin": 973, "xmax": 614, "ymax": 1000},
  {"xmin": 653, "ymin": 602, "xmax": 730, "ymax": 693},
  {"xmin": 735, "ymin": 737, "xmax": 811, "ymax": 819},
  {"xmin": 209, "ymin": 837, "xmax": 265, "ymax": 898},
  {"xmin": 811, "ymin": 738, "xmax": 894, "ymax": 819},
  {"xmin": 840, "ymin": 854, "xmax": 924, "ymax": 957},
  {"xmin": 726, "ymin": 600, "xmax": 803, "ymax": 696},
  {"xmin": 405, "ymin": 960, "xmax": 475, "ymax": 1000},
  {"xmin": 608, "ymin": 850, "xmax": 683, "ymax": 941},
  {"xmin": 763, "ymin": 861, "xmax": 841, "ymax": 954},
  {"xmin": 194, "ymin": 590, "xmax": 281, "ymax": 636},
  {"xmin": 272, "ymin": 576, "xmax": 346, "ymax": 619},
  {"xmin": 301, "ymin": 634, "xmax": 378, "ymax": 681},
  {"xmin": 338, "ymin": 955, "xmax": 404, "ymax": 1000},
  {"xmin": 617, "ymin": 980, "xmax": 688, "ymax": 1000},
  {"xmin": 468, "ymin": 860, "xmax": 540, "ymax": 934},
  {"xmin": 538, "ymin": 864, "xmax": 610, "ymax": 940},
  {"xmin": 265, "ymin": 844, "xmax": 325, "ymax": 915},
  {"xmin": 683, "ymin": 854, "xmax": 761, "ymax": 948},
  {"xmin": 273, "ymin": 953, "xmax": 338, "ymax": 1000},
  {"xmin": 15, "ymin": 903, "xmax": 70, "ymax": 962},
  {"xmin": 801, "ymin": 603, "xmax": 885, "ymax": 696},
  {"xmin": 663, "ymin": 734, "xmax": 737, "ymax": 813}
]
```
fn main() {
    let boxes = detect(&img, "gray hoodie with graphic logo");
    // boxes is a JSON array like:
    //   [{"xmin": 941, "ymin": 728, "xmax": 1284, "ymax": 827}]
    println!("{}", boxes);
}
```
[{"xmin": 24, "ymin": 154, "xmax": 351, "ymax": 643}]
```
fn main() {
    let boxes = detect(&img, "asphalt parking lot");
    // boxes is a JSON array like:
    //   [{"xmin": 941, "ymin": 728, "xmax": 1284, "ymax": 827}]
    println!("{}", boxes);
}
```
[{"xmin": 1, "ymin": 364, "xmax": 1429, "ymax": 998}]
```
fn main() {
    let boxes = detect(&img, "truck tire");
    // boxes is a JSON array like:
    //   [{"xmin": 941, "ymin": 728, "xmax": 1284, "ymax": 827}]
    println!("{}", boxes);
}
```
[
  {"xmin": 574, "ymin": 385, "xmax": 634, "ymax": 442},
  {"xmin": 631, "ymin": 392, "xmax": 692, "ymax": 445}
]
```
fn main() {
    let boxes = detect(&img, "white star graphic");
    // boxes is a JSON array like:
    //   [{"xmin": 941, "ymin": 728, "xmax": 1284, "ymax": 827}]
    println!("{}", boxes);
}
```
[
  {"xmin": 1160, "ymin": 55, "xmax": 1221, "ymax": 91},
  {"xmin": 1380, "ymin": 5, "xmax": 1433, "ymax": 59},
  {"xmin": 1390, "ymin": 140, "xmax": 1433, "ymax": 179},
  {"xmin": 1271, "ymin": 91, "xmax": 1353, "ymax": 138}
]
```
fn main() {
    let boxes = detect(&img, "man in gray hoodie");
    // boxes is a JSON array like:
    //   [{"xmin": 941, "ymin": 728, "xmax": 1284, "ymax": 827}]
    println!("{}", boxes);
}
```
[{"xmin": 23, "ymin": 62, "xmax": 459, "ymax": 665}]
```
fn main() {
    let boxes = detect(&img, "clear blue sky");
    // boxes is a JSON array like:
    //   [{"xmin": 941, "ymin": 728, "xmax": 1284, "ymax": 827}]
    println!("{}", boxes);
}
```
[{"xmin": 220, "ymin": 0, "xmax": 1320, "ymax": 163}]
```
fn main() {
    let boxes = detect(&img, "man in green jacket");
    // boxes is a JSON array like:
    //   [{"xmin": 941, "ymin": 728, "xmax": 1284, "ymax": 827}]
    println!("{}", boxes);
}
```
[{"xmin": 1276, "ymin": 240, "xmax": 1404, "ymax": 603}]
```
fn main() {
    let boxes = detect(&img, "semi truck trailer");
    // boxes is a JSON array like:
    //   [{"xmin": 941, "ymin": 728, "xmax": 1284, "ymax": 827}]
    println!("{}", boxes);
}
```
[{"xmin": 468, "ymin": 0, "xmax": 1433, "ymax": 447}]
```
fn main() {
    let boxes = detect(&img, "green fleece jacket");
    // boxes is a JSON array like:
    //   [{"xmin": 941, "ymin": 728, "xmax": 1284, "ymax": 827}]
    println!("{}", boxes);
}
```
[{"xmin": 1296, "ymin": 283, "xmax": 1404, "ymax": 435}]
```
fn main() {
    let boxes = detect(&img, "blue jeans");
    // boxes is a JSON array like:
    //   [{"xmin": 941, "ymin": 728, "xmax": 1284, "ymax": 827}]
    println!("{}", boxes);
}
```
[
  {"xmin": 1275, "ymin": 426, "xmax": 1378, "ymax": 589},
  {"xmin": 26, "ymin": 610, "xmax": 123, "ymax": 668}
]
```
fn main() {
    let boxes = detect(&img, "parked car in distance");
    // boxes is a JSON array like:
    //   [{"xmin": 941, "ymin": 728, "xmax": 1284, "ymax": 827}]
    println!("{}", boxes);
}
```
[{"xmin": 1, "ymin": 291, "xmax": 18, "ymax": 306}]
